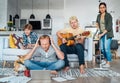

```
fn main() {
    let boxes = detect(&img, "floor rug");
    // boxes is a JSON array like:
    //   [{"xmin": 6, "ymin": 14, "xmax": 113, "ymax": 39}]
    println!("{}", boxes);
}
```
[
  {"xmin": 58, "ymin": 68, "xmax": 120, "ymax": 77},
  {"xmin": 0, "ymin": 68, "xmax": 120, "ymax": 77}
]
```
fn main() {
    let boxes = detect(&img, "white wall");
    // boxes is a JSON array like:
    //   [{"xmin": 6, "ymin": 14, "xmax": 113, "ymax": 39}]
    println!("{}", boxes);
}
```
[
  {"xmin": 64, "ymin": 0, "xmax": 120, "ymax": 40},
  {"xmin": 21, "ymin": 9, "xmax": 64, "ymax": 20},
  {"xmin": 1, "ymin": 0, "xmax": 120, "ymax": 39},
  {"xmin": 108, "ymin": 0, "xmax": 120, "ymax": 39},
  {"xmin": 64, "ymin": 0, "xmax": 99, "ymax": 27},
  {"xmin": 7, "ymin": 0, "xmax": 21, "ymax": 21},
  {"xmin": 1, "ymin": 0, "xmax": 120, "ymax": 56},
  {"xmin": 21, "ymin": 9, "xmax": 65, "ymax": 34},
  {"xmin": 21, "ymin": 0, "xmax": 120, "ymax": 37},
  {"xmin": 0, "ymin": 0, "xmax": 7, "ymax": 28},
  {"xmin": 0, "ymin": 0, "xmax": 21, "ymax": 28},
  {"xmin": 60, "ymin": 0, "xmax": 120, "ymax": 40}
]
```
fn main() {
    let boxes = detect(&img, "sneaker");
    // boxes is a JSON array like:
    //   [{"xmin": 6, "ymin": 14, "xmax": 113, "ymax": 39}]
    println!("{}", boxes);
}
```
[
  {"xmin": 100, "ymin": 60, "xmax": 106, "ymax": 65},
  {"xmin": 102, "ymin": 64, "xmax": 110, "ymax": 68}
]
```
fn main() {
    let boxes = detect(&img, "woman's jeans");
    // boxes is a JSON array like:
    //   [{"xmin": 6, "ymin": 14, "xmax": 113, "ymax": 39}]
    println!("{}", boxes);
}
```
[
  {"xmin": 100, "ymin": 35, "xmax": 112, "ymax": 62},
  {"xmin": 24, "ymin": 60, "xmax": 65, "ymax": 70}
]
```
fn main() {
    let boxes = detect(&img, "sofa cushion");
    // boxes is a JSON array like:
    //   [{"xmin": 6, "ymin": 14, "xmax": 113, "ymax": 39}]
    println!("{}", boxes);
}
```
[
  {"xmin": 67, "ymin": 54, "xmax": 79, "ymax": 62},
  {"xmin": 9, "ymin": 34, "xmax": 16, "ymax": 48}
]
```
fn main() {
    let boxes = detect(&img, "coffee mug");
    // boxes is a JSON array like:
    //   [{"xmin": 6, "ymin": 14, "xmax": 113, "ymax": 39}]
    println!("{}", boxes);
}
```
[{"xmin": 24, "ymin": 70, "xmax": 30, "ymax": 77}]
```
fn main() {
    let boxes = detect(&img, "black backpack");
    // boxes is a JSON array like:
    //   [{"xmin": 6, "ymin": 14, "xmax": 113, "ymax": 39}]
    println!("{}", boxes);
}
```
[{"xmin": 110, "ymin": 40, "xmax": 118, "ymax": 50}]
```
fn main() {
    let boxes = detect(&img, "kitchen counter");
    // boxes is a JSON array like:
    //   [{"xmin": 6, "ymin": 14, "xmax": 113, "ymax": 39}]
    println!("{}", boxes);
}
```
[
  {"xmin": 0, "ymin": 31, "xmax": 23, "ymax": 36},
  {"xmin": 0, "ymin": 30, "xmax": 51, "ymax": 36}
]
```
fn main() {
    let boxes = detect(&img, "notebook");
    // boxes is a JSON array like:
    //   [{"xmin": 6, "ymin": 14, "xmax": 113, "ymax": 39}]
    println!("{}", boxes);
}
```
[{"xmin": 30, "ymin": 70, "xmax": 51, "ymax": 80}]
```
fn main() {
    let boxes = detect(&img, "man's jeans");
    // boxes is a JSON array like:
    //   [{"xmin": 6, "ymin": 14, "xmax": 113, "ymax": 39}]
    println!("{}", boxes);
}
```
[
  {"xmin": 60, "ymin": 43, "xmax": 85, "ymax": 67},
  {"xmin": 24, "ymin": 60, "xmax": 65, "ymax": 70},
  {"xmin": 100, "ymin": 35, "xmax": 112, "ymax": 61}
]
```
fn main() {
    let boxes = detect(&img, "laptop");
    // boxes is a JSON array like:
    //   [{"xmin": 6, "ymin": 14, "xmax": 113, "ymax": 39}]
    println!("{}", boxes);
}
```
[{"xmin": 30, "ymin": 70, "xmax": 51, "ymax": 80}]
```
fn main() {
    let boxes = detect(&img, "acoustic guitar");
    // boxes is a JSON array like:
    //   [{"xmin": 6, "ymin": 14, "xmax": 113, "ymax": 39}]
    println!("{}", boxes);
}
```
[{"xmin": 58, "ymin": 31, "xmax": 91, "ymax": 46}]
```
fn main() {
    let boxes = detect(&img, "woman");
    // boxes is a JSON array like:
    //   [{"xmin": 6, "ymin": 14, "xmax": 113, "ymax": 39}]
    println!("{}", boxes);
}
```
[
  {"xmin": 23, "ymin": 24, "xmax": 38, "ymax": 49},
  {"xmin": 96, "ymin": 2, "xmax": 114, "ymax": 67}
]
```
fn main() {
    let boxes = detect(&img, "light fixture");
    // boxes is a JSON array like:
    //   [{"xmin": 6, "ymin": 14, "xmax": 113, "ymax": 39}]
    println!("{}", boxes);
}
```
[
  {"xmin": 30, "ymin": 14, "xmax": 35, "ymax": 19},
  {"xmin": 46, "ymin": 14, "xmax": 51, "ymax": 19},
  {"xmin": 99, "ymin": 0, "xmax": 101, "ymax": 2},
  {"xmin": 15, "ymin": 14, "xmax": 19, "ymax": 19},
  {"xmin": 15, "ymin": 0, "xmax": 19, "ymax": 19},
  {"xmin": 30, "ymin": 0, "xmax": 35, "ymax": 19},
  {"xmin": 46, "ymin": 0, "xmax": 51, "ymax": 19}
]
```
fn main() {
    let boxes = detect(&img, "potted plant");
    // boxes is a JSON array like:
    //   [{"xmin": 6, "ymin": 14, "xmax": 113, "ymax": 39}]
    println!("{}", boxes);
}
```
[{"xmin": 7, "ymin": 21, "xmax": 13, "ymax": 31}]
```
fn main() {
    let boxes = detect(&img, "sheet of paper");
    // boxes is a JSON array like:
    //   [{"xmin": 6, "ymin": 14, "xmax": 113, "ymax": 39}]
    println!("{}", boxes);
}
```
[
  {"xmin": 52, "ymin": 77, "xmax": 67, "ymax": 82},
  {"xmin": 0, "ymin": 76, "xmax": 32, "ymax": 83},
  {"xmin": 62, "ymin": 75, "xmax": 76, "ymax": 80}
]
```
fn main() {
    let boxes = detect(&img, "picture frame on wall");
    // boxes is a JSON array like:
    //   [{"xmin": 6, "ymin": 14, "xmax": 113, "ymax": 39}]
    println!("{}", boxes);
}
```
[{"xmin": 42, "ymin": 19, "xmax": 52, "ymax": 30}]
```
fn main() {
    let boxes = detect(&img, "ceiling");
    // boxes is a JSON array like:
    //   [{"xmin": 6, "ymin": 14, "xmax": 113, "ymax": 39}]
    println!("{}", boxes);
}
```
[{"xmin": 10, "ymin": 0, "xmax": 64, "ymax": 9}]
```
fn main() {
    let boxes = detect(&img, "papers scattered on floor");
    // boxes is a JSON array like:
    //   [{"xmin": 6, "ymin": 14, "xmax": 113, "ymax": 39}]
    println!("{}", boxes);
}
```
[
  {"xmin": 0, "ymin": 76, "xmax": 32, "ymax": 83},
  {"xmin": 0, "ymin": 76, "xmax": 14, "ymax": 82},
  {"xmin": 62, "ymin": 75, "xmax": 76, "ymax": 80},
  {"xmin": 52, "ymin": 77, "xmax": 67, "ymax": 82},
  {"xmin": 52, "ymin": 75, "xmax": 76, "ymax": 82}
]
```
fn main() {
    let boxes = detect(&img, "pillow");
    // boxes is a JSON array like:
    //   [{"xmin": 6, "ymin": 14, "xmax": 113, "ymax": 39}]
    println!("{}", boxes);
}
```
[
  {"xmin": 9, "ymin": 34, "xmax": 16, "ymax": 48},
  {"xmin": 9, "ymin": 34, "xmax": 23, "ymax": 48}
]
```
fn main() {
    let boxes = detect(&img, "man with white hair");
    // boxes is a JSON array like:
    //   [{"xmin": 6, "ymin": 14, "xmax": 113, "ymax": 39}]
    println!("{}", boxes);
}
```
[{"xmin": 57, "ymin": 16, "xmax": 86, "ymax": 74}]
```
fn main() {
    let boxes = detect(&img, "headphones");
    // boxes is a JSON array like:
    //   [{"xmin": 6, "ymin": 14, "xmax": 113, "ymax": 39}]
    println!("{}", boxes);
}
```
[{"xmin": 38, "ymin": 35, "xmax": 51, "ymax": 45}]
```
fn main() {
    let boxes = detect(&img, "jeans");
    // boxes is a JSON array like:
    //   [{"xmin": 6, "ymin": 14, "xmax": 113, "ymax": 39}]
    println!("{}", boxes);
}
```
[
  {"xmin": 24, "ymin": 60, "xmax": 65, "ymax": 70},
  {"xmin": 100, "ymin": 35, "xmax": 112, "ymax": 61},
  {"xmin": 60, "ymin": 43, "xmax": 85, "ymax": 67}
]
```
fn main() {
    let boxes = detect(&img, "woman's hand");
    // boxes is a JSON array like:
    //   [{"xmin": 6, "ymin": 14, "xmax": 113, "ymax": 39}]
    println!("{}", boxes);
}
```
[
  {"xmin": 98, "ymin": 30, "xmax": 107, "ymax": 39},
  {"xmin": 98, "ymin": 33, "xmax": 104, "ymax": 39}
]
